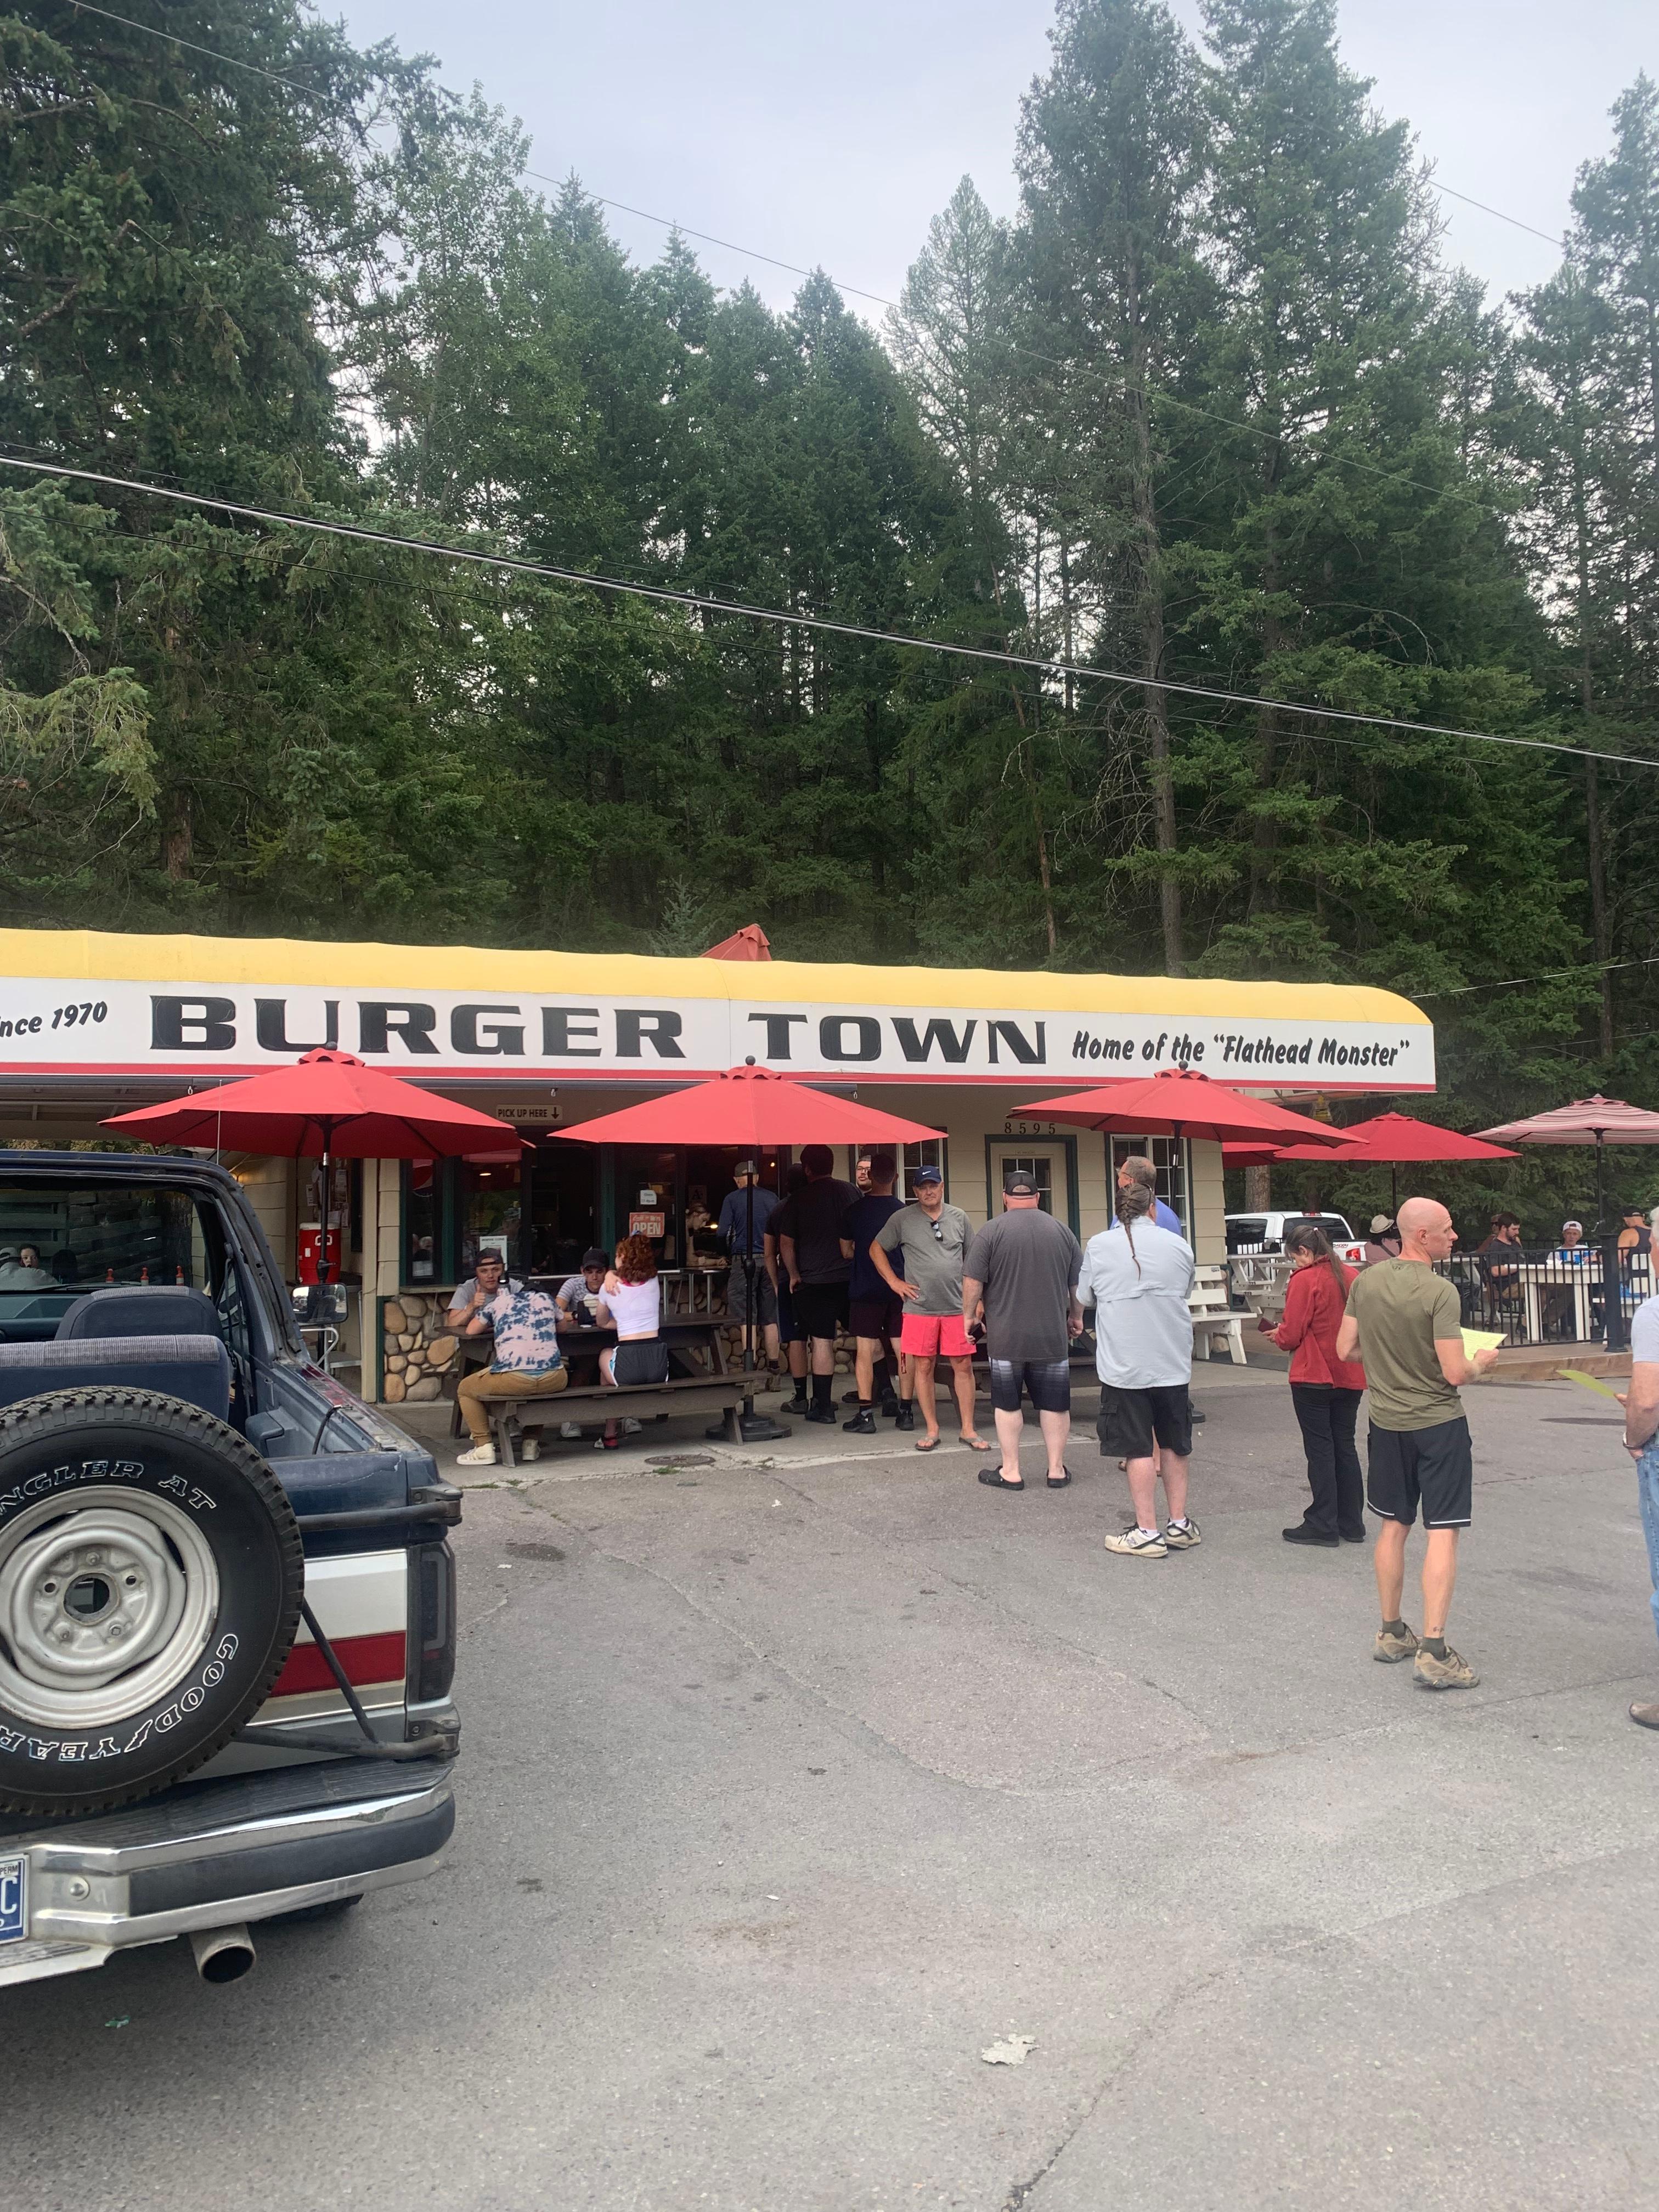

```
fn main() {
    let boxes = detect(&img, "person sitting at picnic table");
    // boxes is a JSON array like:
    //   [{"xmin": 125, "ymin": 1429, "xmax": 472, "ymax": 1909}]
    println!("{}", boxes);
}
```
[
  {"xmin": 454, "ymin": 1276, "xmax": 568, "ymax": 1468},
  {"xmin": 1476, "ymin": 1214, "xmax": 1523, "ymax": 1329},
  {"xmin": 1619, "ymin": 1204, "xmax": 1652, "ymax": 1263},
  {"xmin": 593, "ymin": 1234, "xmax": 669, "ymax": 1449},
  {"xmin": 444, "ymin": 1250, "xmax": 522, "ymax": 1339},
  {"xmin": 555, "ymin": 1248, "xmax": 611, "ymax": 1325},
  {"xmin": 1556, "ymin": 1220, "xmax": 1589, "ymax": 1262}
]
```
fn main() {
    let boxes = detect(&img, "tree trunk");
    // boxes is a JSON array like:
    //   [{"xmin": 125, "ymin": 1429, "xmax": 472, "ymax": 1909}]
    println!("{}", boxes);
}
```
[
  {"xmin": 1126, "ymin": 262, "xmax": 1182, "ymax": 975},
  {"xmin": 1572, "ymin": 398, "xmax": 1615, "ymax": 1058}
]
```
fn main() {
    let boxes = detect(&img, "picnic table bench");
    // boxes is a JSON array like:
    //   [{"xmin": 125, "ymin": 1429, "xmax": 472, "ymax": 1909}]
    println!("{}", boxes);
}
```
[{"xmin": 473, "ymin": 1317, "xmax": 777, "ymax": 1465}]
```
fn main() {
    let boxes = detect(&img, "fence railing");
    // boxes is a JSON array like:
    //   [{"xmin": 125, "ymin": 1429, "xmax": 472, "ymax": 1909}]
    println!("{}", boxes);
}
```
[{"xmin": 1227, "ymin": 1245, "xmax": 1652, "ymax": 1350}]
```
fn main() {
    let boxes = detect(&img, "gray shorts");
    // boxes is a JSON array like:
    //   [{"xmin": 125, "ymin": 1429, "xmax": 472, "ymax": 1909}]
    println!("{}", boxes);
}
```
[{"xmin": 725, "ymin": 1263, "xmax": 777, "ymax": 1325}]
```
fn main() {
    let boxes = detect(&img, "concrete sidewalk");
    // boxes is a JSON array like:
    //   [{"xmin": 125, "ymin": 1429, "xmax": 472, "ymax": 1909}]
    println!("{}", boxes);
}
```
[{"xmin": 7, "ymin": 1367, "xmax": 1656, "ymax": 2211}]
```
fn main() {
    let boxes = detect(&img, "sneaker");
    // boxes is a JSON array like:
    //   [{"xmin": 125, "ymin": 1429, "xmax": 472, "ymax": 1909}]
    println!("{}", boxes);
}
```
[
  {"xmin": 519, "ymin": 1437, "xmax": 541, "ymax": 1463},
  {"xmin": 842, "ymin": 1389, "xmax": 861, "ymax": 1405},
  {"xmin": 1374, "ymin": 1622, "xmax": 1420, "ymax": 1663},
  {"xmin": 1629, "ymin": 1702, "xmax": 1659, "ymax": 1730},
  {"xmin": 1283, "ymin": 1522, "xmax": 1338, "ymax": 1547},
  {"xmin": 842, "ymin": 1407, "xmax": 877, "ymax": 1434},
  {"xmin": 1162, "ymin": 1517, "xmax": 1201, "ymax": 1550},
  {"xmin": 894, "ymin": 1402, "xmax": 916, "ymax": 1431},
  {"xmin": 456, "ymin": 1443, "xmax": 496, "ymax": 1467},
  {"xmin": 803, "ymin": 1404, "xmax": 837, "ymax": 1424},
  {"xmin": 786, "ymin": 1393, "xmax": 809, "ymax": 1418},
  {"xmin": 1104, "ymin": 1527, "xmax": 1168, "ymax": 1559},
  {"xmin": 623, "ymin": 1418, "xmax": 642, "ymax": 1435},
  {"xmin": 1414, "ymin": 1644, "xmax": 1479, "ymax": 1691},
  {"xmin": 879, "ymin": 1396, "xmax": 901, "ymax": 1420},
  {"xmin": 560, "ymin": 1422, "xmax": 582, "ymax": 1440}
]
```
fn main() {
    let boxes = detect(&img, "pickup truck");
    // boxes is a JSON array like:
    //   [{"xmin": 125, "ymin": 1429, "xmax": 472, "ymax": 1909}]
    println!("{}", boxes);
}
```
[{"xmin": 0, "ymin": 1150, "xmax": 458, "ymax": 1990}]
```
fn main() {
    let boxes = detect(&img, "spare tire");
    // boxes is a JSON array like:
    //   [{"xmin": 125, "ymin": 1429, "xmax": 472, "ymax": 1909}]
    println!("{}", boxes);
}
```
[{"xmin": 0, "ymin": 1389, "xmax": 303, "ymax": 1816}]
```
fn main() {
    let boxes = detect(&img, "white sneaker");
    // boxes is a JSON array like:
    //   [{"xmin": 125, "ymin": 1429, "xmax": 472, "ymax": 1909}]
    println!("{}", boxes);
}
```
[
  {"xmin": 623, "ymin": 1418, "xmax": 643, "ymax": 1435},
  {"xmin": 456, "ymin": 1443, "xmax": 496, "ymax": 1467},
  {"xmin": 519, "ymin": 1437, "xmax": 541, "ymax": 1463},
  {"xmin": 1103, "ymin": 1526, "xmax": 1167, "ymax": 1559},
  {"xmin": 560, "ymin": 1422, "xmax": 582, "ymax": 1440}
]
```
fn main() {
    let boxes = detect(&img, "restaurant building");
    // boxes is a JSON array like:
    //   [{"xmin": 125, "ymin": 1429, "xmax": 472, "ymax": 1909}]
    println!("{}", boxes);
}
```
[{"xmin": 0, "ymin": 928, "xmax": 1433, "ymax": 1401}]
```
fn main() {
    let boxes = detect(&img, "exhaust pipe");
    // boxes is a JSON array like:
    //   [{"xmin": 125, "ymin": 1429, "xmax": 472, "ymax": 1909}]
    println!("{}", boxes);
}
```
[{"xmin": 189, "ymin": 1922, "xmax": 256, "ymax": 1984}]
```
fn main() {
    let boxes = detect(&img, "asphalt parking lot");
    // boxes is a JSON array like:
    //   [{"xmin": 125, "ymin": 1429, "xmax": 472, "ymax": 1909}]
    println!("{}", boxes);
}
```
[{"xmin": 8, "ymin": 1363, "xmax": 1658, "ymax": 2212}]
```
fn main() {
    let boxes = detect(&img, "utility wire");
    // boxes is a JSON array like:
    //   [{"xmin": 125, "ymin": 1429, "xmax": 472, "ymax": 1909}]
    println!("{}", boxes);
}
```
[
  {"xmin": 1420, "ymin": 954, "xmax": 1659, "ymax": 1000},
  {"xmin": 5, "ymin": 449, "xmax": 1655, "ymax": 773},
  {"xmin": 55, "ymin": 1, "xmax": 1555, "ymax": 532}
]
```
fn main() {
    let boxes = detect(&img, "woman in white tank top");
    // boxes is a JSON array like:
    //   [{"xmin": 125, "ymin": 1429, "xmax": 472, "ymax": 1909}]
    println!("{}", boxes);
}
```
[{"xmin": 595, "ymin": 1235, "xmax": 669, "ymax": 1443}]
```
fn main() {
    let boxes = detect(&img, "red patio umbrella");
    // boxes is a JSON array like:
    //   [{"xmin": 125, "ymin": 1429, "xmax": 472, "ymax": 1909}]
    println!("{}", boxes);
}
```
[
  {"xmin": 104, "ymin": 1049, "xmax": 522, "ymax": 1282},
  {"xmin": 1223, "ymin": 1111, "xmax": 1517, "ymax": 1209},
  {"xmin": 1014, "ymin": 1067, "xmax": 1361, "ymax": 1148},
  {"xmin": 1475, "ymin": 1094, "xmax": 1659, "ymax": 1232},
  {"xmin": 566, "ymin": 1065, "xmax": 942, "ymax": 1437}
]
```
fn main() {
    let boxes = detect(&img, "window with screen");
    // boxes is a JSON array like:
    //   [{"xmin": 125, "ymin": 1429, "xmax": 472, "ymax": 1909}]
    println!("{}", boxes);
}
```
[{"xmin": 902, "ymin": 1139, "xmax": 947, "ymax": 1198}]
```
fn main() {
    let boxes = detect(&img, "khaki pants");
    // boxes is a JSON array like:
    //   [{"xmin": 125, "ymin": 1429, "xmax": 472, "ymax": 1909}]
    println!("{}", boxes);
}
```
[{"xmin": 456, "ymin": 1363, "xmax": 568, "ymax": 1445}]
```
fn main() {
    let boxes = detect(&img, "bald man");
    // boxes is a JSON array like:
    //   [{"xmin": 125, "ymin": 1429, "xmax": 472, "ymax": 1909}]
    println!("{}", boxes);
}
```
[{"xmin": 1336, "ymin": 1197, "xmax": 1499, "ymax": 1689}]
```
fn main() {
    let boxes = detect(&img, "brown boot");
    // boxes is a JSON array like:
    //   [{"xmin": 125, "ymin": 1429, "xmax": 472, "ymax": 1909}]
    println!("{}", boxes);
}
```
[{"xmin": 1630, "ymin": 1702, "xmax": 1659, "ymax": 1730}]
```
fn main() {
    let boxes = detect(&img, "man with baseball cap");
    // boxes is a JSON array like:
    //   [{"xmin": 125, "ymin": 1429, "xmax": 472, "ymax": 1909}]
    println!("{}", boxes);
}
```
[
  {"xmin": 718, "ymin": 1162, "xmax": 780, "ymax": 1369},
  {"xmin": 962, "ymin": 1170, "xmax": 1084, "ymax": 1489},
  {"xmin": 871, "ymin": 1165, "xmax": 982, "ymax": 1450}
]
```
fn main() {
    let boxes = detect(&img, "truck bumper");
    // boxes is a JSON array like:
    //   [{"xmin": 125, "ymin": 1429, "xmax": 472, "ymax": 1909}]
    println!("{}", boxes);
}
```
[{"xmin": 0, "ymin": 1754, "xmax": 455, "ymax": 1988}]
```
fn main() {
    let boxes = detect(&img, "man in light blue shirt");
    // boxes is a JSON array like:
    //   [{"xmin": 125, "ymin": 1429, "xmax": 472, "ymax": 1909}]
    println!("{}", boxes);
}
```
[
  {"xmin": 1078, "ymin": 1184, "xmax": 1198, "ymax": 1559},
  {"xmin": 1116, "ymin": 1154, "xmax": 1182, "ymax": 1234}
]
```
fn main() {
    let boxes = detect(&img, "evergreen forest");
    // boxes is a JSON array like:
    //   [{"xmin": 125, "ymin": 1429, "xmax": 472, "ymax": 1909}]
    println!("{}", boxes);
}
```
[{"xmin": 4, "ymin": 0, "xmax": 1659, "ymax": 1171}]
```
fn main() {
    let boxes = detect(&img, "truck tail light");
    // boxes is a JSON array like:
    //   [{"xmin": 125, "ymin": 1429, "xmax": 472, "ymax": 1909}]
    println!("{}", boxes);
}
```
[{"xmin": 413, "ymin": 1541, "xmax": 455, "ymax": 1703}]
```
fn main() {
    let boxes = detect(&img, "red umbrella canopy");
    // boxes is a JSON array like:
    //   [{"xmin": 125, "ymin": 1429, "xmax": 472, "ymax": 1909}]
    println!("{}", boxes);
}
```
[
  {"xmin": 102, "ymin": 1048, "xmax": 521, "ymax": 1158},
  {"xmin": 1015, "ymin": 1068, "xmax": 1359, "ymax": 1148},
  {"xmin": 1475, "ymin": 1094, "xmax": 1659, "ymax": 1146},
  {"xmin": 1227, "ymin": 1111, "xmax": 1518, "ymax": 1167},
  {"xmin": 562, "ymin": 1065, "xmax": 940, "ymax": 1149}
]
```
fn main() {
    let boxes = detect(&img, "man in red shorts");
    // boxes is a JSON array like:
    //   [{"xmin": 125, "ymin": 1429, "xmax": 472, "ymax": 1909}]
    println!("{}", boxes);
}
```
[{"xmin": 871, "ymin": 1166, "xmax": 986, "ymax": 1453}]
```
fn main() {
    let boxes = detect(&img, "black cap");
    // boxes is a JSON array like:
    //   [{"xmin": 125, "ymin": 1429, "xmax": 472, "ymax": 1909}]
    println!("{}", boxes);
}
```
[
  {"xmin": 1003, "ymin": 1169, "xmax": 1040, "ymax": 1197},
  {"xmin": 581, "ymin": 1247, "xmax": 610, "ymax": 1269}
]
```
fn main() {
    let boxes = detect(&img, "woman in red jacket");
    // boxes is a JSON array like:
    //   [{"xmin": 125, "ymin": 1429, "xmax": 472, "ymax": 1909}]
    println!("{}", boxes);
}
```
[{"xmin": 1261, "ymin": 1222, "xmax": 1367, "ymax": 1548}]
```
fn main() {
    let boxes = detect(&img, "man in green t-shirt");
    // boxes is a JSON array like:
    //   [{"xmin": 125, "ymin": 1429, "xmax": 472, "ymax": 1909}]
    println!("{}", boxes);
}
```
[{"xmin": 1336, "ymin": 1197, "xmax": 1499, "ymax": 1690}]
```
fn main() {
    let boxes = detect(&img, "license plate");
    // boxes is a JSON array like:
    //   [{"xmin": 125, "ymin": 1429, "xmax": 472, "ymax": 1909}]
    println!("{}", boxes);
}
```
[{"xmin": 0, "ymin": 1854, "xmax": 25, "ymax": 1942}]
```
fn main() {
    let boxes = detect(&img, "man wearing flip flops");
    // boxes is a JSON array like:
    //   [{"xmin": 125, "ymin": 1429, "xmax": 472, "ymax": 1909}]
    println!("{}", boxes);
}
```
[
  {"xmin": 962, "ymin": 1169, "xmax": 1084, "ymax": 1491},
  {"xmin": 870, "ymin": 1166, "xmax": 985, "ymax": 1454}
]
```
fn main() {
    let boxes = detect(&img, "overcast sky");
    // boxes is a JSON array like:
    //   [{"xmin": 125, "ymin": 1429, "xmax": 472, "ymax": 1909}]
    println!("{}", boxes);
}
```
[{"xmin": 336, "ymin": 0, "xmax": 1656, "ymax": 316}]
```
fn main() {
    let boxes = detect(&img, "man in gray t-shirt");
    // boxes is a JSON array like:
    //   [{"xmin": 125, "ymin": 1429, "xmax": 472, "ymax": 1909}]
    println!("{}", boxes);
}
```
[
  {"xmin": 871, "ymin": 1168, "xmax": 985, "ymax": 1451},
  {"xmin": 1620, "ymin": 1247, "xmax": 1659, "ymax": 1732},
  {"xmin": 962, "ymin": 1172, "xmax": 1083, "ymax": 1489}
]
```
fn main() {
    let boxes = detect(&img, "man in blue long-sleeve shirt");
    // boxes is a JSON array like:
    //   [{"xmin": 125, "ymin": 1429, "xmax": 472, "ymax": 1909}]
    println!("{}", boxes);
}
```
[{"xmin": 719, "ymin": 1163, "xmax": 780, "ymax": 1367}]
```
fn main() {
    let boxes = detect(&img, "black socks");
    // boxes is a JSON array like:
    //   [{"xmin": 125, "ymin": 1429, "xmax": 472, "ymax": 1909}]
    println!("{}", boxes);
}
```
[{"xmin": 812, "ymin": 1374, "xmax": 833, "ymax": 1412}]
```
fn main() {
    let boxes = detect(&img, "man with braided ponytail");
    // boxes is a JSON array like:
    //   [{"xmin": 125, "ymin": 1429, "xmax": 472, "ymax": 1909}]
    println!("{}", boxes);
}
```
[{"xmin": 1077, "ymin": 1181, "xmax": 1199, "ymax": 1559}]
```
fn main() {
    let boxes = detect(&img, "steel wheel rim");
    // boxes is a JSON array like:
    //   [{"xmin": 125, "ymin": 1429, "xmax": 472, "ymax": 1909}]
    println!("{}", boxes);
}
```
[{"xmin": 0, "ymin": 1486, "xmax": 221, "ymax": 1730}]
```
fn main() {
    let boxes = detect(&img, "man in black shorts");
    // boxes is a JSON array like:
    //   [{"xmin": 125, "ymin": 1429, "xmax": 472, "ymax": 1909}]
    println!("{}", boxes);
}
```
[
  {"xmin": 838, "ymin": 1151, "xmax": 909, "ymax": 1432},
  {"xmin": 774, "ymin": 1144, "xmax": 857, "ymax": 1425},
  {"xmin": 1336, "ymin": 1196, "xmax": 1499, "ymax": 1689},
  {"xmin": 962, "ymin": 1170, "xmax": 1084, "ymax": 1490}
]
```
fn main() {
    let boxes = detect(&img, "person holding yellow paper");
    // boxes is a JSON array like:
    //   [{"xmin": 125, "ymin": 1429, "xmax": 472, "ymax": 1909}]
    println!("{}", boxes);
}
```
[{"xmin": 1336, "ymin": 1198, "xmax": 1500, "ymax": 1690}]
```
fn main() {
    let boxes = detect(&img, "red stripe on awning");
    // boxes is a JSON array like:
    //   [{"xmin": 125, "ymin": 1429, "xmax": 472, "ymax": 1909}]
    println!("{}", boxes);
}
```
[{"xmin": 270, "ymin": 1629, "xmax": 407, "ymax": 1698}]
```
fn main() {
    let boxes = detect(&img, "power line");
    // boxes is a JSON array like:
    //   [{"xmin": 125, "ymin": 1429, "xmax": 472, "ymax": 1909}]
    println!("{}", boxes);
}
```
[
  {"xmin": 62, "ymin": 2, "xmax": 328, "ymax": 99},
  {"xmin": 5, "ymin": 449, "xmax": 1654, "ymax": 774},
  {"xmin": 1420, "ymin": 954, "xmax": 1659, "ymax": 1000},
  {"xmin": 53, "ymin": 1, "xmax": 1548, "ymax": 533},
  {"xmin": 1429, "ymin": 178, "xmax": 1564, "ymax": 250}
]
